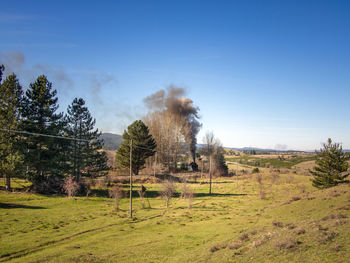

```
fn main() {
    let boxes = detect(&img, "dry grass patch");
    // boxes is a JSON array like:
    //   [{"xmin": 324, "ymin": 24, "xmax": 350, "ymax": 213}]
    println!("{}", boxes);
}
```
[
  {"xmin": 294, "ymin": 228, "xmax": 306, "ymax": 235},
  {"xmin": 275, "ymin": 237, "xmax": 301, "ymax": 250},
  {"xmin": 210, "ymin": 243, "xmax": 226, "ymax": 253},
  {"xmin": 318, "ymin": 231, "xmax": 338, "ymax": 244},
  {"xmin": 228, "ymin": 241, "xmax": 242, "ymax": 250},
  {"xmin": 272, "ymin": 221, "xmax": 284, "ymax": 227},
  {"xmin": 250, "ymin": 232, "xmax": 273, "ymax": 248},
  {"xmin": 239, "ymin": 233, "xmax": 249, "ymax": 242}
]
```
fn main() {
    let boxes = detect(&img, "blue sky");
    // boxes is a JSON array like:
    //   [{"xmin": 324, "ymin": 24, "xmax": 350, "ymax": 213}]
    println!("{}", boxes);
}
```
[{"xmin": 1, "ymin": 0, "xmax": 349, "ymax": 150}]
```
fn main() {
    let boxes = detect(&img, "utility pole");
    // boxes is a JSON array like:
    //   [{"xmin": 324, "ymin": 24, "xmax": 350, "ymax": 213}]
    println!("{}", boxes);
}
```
[
  {"xmin": 209, "ymin": 154, "xmax": 212, "ymax": 195},
  {"xmin": 236, "ymin": 162, "xmax": 238, "ymax": 187},
  {"xmin": 129, "ymin": 139, "xmax": 133, "ymax": 218}
]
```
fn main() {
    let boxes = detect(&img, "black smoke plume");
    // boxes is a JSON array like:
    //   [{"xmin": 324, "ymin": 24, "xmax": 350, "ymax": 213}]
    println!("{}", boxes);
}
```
[{"xmin": 144, "ymin": 86, "xmax": 202, "ymax": 163}]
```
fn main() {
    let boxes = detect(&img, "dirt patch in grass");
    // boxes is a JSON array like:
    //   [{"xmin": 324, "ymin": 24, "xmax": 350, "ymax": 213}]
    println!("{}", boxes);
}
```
[
  {"xmin": 210, "ymin": 243, "xmax": 226, "ymax": 253},
  {"xmin": 228, "ymin": 241, "xmax": 242, "ymax": 250},
  {"xmin": 272, "ymin": 221, "xmax": 284, "ymax": 227},
  {"xmin": 318, "ymin": 231, "xmax": 338, "ymax": 244},
  {"xmin": 294, "ymin": 228, "xmax": 306, "ymax": 235},
  {"xmin": 239, "ymin": 233, "xmax": 249, "ymax": 242},
  {"xmin": 275, "ymin": 237, "xmax": 301, "ymax": 250}
]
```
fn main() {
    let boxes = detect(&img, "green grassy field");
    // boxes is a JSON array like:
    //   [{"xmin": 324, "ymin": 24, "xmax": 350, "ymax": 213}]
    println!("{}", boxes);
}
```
[
  {"xmin": 1, "ymin": 172, "xmax": 349, "ymax": 263},
  {"xmin": 226, "ymin": 154, "xmax": 316, "ymax": 169}
]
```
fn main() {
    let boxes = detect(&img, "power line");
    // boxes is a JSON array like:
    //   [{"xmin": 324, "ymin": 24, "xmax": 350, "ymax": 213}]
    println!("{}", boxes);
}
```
[{"xmin": 0, "ymin": 128, "xmax": 90, "ymax": 142}]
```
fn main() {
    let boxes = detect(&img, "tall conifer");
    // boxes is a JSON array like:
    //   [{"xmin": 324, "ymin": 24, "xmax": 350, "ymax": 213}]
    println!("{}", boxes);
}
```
[
  {"xmin": 115, "ymin": 120, "xmax": 156, "ymax": 175},
  {"xmin": 65, "ymin": 98, "xmax": 108, "ymax": 182},
  {"xmin": 310, "ymin": 138, "xmax": 349, "ymax": 189},
  {"xmin": 0, "ymin": 67, "xmax": 24, "ymax": 190},
  {"xmin": 21, "ymin": 75, "xmax": 65, "ymax": 187}
]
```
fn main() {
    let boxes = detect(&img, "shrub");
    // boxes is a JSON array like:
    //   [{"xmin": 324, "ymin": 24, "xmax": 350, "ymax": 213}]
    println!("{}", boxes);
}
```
[
  {"xmin": 160, "ymin": 180, "xmax": 176, "ymax": 208},
  {"xmin": 252, "ymin": 168, "xmax": 260, "ymax": 174},
  {"xmin": 180, "ymin": 180, "xmax": 195, "ymax": 209},
  {"xmin": 63, "ymin": 176, "xmax": 80, "ymax": 198},
  {"xmin": 137, "ymin": 185, "xmax": 151, "ymax": 209},
  {"xmin": 109, "ymin": 185, "xmax": 124, "ymax": 211},
  {"xmin": 31, "ymin": 177, "xmax": 64, "ymax": 194},
  {"xmin": 255, "ymin": 173, "xmax": 263, "ymax": 184},
  {"xmin": 270, "ymin": 172, "xmax": 280, "ymax": 184}
]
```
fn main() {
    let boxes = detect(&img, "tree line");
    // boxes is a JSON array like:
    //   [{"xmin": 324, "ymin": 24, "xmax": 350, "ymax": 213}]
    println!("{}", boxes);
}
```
[{"xmin": 0, "ymin": 65, "xmax": 108, "ymax": 193}]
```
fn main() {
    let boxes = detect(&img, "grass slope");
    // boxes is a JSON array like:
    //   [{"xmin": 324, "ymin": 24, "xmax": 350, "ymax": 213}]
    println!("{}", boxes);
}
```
[
  {"xmin": 0, "ymin": 173, "xmax": 349, "ymax": 262},
  {"xmin": 226, "ymin": 155, "xmax": 315, "ymax": 169}
]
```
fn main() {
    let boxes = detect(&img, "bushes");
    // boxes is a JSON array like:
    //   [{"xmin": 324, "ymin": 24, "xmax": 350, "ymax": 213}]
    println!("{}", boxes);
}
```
[
  {"xmin": 63, "ymin": 176, "xmax": 92, "ymax": 198},
  {"xmin": 160, "ymin": 180, "xmax": 175, "ymax": 208},
  {"xmin": 252, "ymin": 167, "xmax": 260, "ymax": 174},
  {"xmin": 32, "ymin": 177, "xmax": 64, "ymax": 195},
  {"xmin": 63, "ymin": 176, "xmax": 80, "ymax": 198},
  {"xmin": 180, "ymin": 180, "xmax": 195, "ymax": 209},
  {"xmin": 109, "ymin": 185, "xmax": 124, "ymax": 211}
]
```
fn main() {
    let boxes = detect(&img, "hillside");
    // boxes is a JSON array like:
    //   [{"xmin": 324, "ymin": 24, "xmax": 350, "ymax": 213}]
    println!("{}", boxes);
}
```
[
  {"xmin": 0, "ymin": 173, "xmax": 349, "ymax": 262},
  {"xmin": 100, "ymin": 133, "xmax": 123, "ymax": 150}
]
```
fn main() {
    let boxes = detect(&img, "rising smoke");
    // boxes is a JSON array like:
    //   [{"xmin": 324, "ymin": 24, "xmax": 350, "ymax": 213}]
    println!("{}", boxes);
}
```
[
  {"xmin": 0, "ymin": 50, "xmax": 73, "ymax": 94},
  {"xmin": 0, "ymin": 50, "xmax": 25, "ymax": 76},
  {"xmin": 144, "ymin": 86, "xmax": 202, "ymax": 162}
]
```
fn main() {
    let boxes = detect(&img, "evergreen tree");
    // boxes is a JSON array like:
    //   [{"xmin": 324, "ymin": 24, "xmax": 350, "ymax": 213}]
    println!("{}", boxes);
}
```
[
  {"xmin": 213, "ymin": 146, "xmax": 228, "ymax": 176},
  {"xmin": 65, "ymin": 98, "xmax": 108, "ymax": 182},
  {"xmin": 0, "ymin": 68, "xmax": 24, "ymax": 190},
  {"xmin": 20, "ymin": 75, "xmax": 65, "ymax": 188},
  {"xmin": 0, "ymin": 64, "xmax": 4, "ymax": 83},
  {"xmin": 310, "ymin": 138, "xmax": 349, "ymax": 189},
  {"xmin": 116, "ymin": 120, "xmax": 156, "ymax": 175}
]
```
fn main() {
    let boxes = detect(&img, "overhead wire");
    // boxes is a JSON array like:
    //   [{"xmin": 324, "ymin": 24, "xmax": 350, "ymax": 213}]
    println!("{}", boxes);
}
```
[
  {"xmin": 0, "ymin": 128, "xmax": 193, "ymax": 156},
  {"xmin": 0, "ymin": 128, "xmax": 90, "ymax": 142}
]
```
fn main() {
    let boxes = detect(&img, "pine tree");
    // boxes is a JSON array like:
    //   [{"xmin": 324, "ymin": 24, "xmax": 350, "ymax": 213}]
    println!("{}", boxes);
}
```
[
  {"xmin": 65, "ymin": 98, "xmax": 108, "ymax": 182},
  {"xmin": 20, "ymin": 75, "xmax": 65, "ymax": 188},
  {"xmin": 310, "ymin": 138, "xmax": 349, "ymax": 189},
  {"xmin": 116, "ymin": 120, "xmax": 156, "ymax": 175},
  {"xmin": 213, "ymin": 146, "xmax": 228, "ymax": 176},
  {"xmin": 0, "ymin": 64, "xmax": 4, "ymax": 83},
  {"xmin": 0, "ymin": 68, "xmax": 24, "ymax": 191}
]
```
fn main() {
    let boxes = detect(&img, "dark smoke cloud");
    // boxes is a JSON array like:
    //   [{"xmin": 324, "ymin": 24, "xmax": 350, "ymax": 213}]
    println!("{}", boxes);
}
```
[
  {"xmin": 143, "ymin": 89, "xmax": 165, "ymax": 110},
  {"xmin": 32, "ymin": 64, "xmax": 73, "ymax": 95},
  {"xmin": 0, "ymin": 50, "xmax": 73, "ymax": 95},
  {"xmin": 90, "ymin": 74, "xmax": 114, "ymax": 104},
  {"xmin": 144, "ymin": 86, "xmax": 202, "ymax": 161},
  {"xmin": 0, "ymin": 50, "xmax": 25, "ymax": 75}
]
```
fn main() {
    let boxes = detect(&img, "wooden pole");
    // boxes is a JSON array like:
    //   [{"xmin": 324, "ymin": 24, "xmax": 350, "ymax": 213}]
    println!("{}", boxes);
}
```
[
  {"xmin": 129, "ymin": 139, "xmax": 133, "ymax": 218},
  {"xmin": 209, "ymin": 155, "xmax": 212, "ymax": 195},
  {"xmin": 236, "ymin": 162, "xmax": 238, "ymax": 187}
]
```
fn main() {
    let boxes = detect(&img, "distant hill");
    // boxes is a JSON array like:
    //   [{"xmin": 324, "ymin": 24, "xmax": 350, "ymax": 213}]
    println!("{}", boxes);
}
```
[
  {"xmin": 100, "ymin": 133, "xmax": 123, "ymax": 150},
  {"xmin": 197, "ymin": 144, "xmax": 306, "ymax": 153}
]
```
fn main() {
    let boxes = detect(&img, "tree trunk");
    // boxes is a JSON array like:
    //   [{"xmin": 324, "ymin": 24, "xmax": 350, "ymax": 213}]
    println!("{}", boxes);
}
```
[{"xmin": 5, "ymin": 174, "xmax": 11, "ymax": 191}]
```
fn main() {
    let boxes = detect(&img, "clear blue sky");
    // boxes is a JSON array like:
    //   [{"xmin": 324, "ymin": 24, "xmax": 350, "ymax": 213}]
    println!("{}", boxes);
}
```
[{"xmin": 1, "ymin": 0, "xmax": 349, "ymax": 150}]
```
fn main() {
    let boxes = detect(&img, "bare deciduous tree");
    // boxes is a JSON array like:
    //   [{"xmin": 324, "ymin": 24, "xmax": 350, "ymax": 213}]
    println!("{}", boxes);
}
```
[
  {"xmin": 182, "ymin": 182, "xmax": 194, "ymax": 209},
  {"xmin": 143, "ymin": 87, "xmax": 201, "ymax": 171},
  {"xmin": 160, "ymin": 180, "xmax": 176, "ymax": 208},
  {"xmin": 109, "ymin": 185, "xmax": 124, "ymax": 211},
  {"xmin": 202, "ymin": 131, "xmax": 219, "ymax": 194}
]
